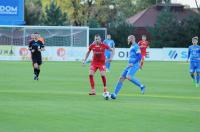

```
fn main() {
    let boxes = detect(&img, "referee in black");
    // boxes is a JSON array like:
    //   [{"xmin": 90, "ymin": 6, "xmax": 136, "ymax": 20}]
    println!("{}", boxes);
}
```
[{"xmin": 28, "ymin": 33, "xmax": 45, "ymax": 80}]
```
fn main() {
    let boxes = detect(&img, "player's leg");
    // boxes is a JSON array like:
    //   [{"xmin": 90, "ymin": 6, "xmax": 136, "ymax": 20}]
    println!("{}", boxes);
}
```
[
  {"xmin": 89, "ymin": 65, "xmax": 97, "ymax": 95},
  {"xmin": 110, "ymin": 67, "xmax": 128, "ymax": 99},
  {"xmin": 126, "ymin": 64, "xmax": 145, "ymax": 94},
  {"xmin": 195, "ymin": 62, "xmax": 200, "ymax": 87},
  {"xmin": 33, "ymin": 62, "xmax": 39, "ymax": 80},
  {"xmin": 189, "ymin": 62, "xmax": 196, "ymax": 84},
  {"xmin": 196, "ymin": 72, "xmax": 200, "ymax": 87},
  {"xmin": 32, "ymin": 55, "xmax": 39, "ymax": 80},
  {"xmin": 99, "ymin": 65, "xmax": 107, "ymax": 93},
  {"xmin": 140, "ymin": 56, "xmax": 145, "ymax": 69},
  {"xmin": 105, "ymin": 53, "xmax": 111, "ymax": 72},
  {"xmin": 36, "ymin": 56, "xmax": 42, "ymax": 79}
]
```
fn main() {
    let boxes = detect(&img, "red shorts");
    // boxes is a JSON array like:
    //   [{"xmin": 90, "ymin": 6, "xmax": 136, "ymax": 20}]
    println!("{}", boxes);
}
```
[
  {"xmin": 90, "ymin": 64, "xmax": 106, "ymax": 73},
  {"xmin": 141, "ymin": 54, "xmax": 146, "ymax": 59},
  {"xmin": 142, "ymin": 55, "xmax": 146, "ymax": 59}
]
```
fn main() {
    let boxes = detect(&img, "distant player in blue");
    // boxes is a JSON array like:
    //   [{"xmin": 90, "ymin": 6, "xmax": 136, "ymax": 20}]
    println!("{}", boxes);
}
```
[
  {"xmin": 103, "ymin": 34, "xmax": 115, "ymax": 72},
  {"xmin": 111, "ymin": 35, "xmax": 145, "ymax": 99},
  {"xmin": 187, "ymin": 36, "xmax": 200, "ymax": 87}
]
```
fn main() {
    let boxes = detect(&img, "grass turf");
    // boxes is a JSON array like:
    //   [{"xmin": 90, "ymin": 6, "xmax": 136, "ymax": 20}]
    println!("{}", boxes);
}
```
[{"xmin": 0, "ymin": 61, "xmax": 200, "ymax": 132}]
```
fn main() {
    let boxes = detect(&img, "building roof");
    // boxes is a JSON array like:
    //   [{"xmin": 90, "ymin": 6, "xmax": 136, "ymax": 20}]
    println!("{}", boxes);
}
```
[{"xmin": 126, "ymin": 4, "xmax": 198, "ymax": 27}]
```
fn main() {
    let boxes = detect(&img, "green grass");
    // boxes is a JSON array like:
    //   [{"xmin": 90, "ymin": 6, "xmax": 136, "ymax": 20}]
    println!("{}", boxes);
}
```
[{"xmin": 0, "ymin": 61, "xmax": 200, "ymax": 132}]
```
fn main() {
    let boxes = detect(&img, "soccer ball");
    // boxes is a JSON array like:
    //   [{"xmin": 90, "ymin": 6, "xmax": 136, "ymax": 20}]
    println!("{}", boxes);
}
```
[{"xmin": 103, "ymin": 91, "xmax": 111, "ymax": 100}]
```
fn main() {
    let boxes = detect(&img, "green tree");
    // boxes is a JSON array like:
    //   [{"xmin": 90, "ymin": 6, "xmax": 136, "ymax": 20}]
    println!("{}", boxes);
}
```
[
  {"xmin": 43, "ymin": 1, "xmax": 69, "ymax": 26},
  {"xmin": 179, "ymin": 13, "xmax": 200, "ymax": 47},
  {"xmin": 88, "ymin": 17, "xmax": 100, "ymax": 28},
  {"xmin": 150, "ymin": 8, "xmax": 181, "ymax": 47},
  {"xmin": 108, "ymin": 22, "xmax": 135, "ymax": 48},
  {"xmin": 25, "ymin": 0, "xmax": 43, "ymax": 25},
  {"xmin": 71, "ymin": 0, "xmax": 82, "ymax": 26}
]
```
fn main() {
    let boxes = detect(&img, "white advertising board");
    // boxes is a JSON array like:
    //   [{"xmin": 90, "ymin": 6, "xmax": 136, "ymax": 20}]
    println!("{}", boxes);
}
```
[{"xmin": 0, "ymin": 46, "xmax": 188, "ymax": 62}]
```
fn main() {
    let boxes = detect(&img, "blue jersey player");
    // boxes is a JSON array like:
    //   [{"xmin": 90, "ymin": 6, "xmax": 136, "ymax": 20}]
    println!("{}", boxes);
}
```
[
  {"xmin": 111, "ymin": 35, "xmax": 145, "ymax": 99},
  {"xmin": 187, "ymin": 36, "xmax": 200, "ymax": 87},
  {"xmin": 103, "ymin": 34, "xmax": 115, "ymax": 72}
]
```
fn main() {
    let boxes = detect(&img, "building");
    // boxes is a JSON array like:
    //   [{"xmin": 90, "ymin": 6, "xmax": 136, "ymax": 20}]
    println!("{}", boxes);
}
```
[{"xmin": 126, "ymin": 3, "xmax": 198, "ymax": 42}]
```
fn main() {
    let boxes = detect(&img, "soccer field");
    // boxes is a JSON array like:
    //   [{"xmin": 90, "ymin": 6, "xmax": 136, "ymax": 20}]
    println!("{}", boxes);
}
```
[{"xmin": 0, "ymin": 61, "xmax": 200, "ymax": 132}]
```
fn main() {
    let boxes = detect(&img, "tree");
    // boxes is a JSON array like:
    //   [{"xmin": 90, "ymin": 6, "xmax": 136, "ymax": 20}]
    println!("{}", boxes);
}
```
[
  {"xmin": 195, "ymin": 0, "xmax": 200, "ymax": 12},
  {"xmin": 87, "ymin": 17, "xmax": 100, "ymax": 28},
  {"xmin": 25, "ymin": 0, "xmax": 43, "ymax": 25},
  {"xmin": 108, "ymin": 22, "xmax": 135, "ymax": 48},
  {"xmin": 150, "ymin": 8, "xmax": 181, "ymax": 47},
  {"xmin": 179, "ymin": 13, "xmax": 200, "ymax": 47},
  {"xmin": 43, "ymin": 1, "xmax": 69, "ymax": 26},
  {"xmin": 70, "ymin": 0, "xmax": 96, "ymax": 26}
]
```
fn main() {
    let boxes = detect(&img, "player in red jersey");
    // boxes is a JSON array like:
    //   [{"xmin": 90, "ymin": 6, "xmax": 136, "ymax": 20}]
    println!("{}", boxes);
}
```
[
  {"xmin": 83, "ymin": 34, "xmax": 113, "ymax": 95},
  {"xmin": 138, "ymin": 35, "xmax": 149, "ymax": 69}
]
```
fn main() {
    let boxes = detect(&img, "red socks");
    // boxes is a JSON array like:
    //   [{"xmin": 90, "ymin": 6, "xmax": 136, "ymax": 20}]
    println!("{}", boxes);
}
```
[
  {"xmin": 89, "ymin": 75, "xmax": 107, "ymax": 93},
  {"xmin": 89, "ymin": 75, "xmax": 95, "ymax": 91},
  {"xmin": 140, "ymin": 61, "xmax": 144, "ymax": 68},
  {"xmin": 101, "ymin": 76, "xmax": 107, "ymax": 92}
]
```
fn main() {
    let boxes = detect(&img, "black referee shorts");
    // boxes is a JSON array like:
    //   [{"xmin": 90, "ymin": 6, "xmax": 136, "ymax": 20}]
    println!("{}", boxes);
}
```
[{"xmin": 31, "ymin": 53, "xmax": 42, "ymax": 65}]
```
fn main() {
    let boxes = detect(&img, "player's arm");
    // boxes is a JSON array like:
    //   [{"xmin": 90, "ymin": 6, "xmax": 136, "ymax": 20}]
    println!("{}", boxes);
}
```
[
  {"xmin": 138, "ymin": 41, "xmax": 144, "ymax": 48},
  {"xmin": 129, "ymin": 52, "xmax": 142, "ymax": 67},
  {"xmin": 187, "ymin": 48, "xmax": 190, "ymax": 62},
  {"xmin": 28, "ymin": 41, "xmax": 32, "ymax": 50},
  {"xmin": 28, "ymin": 41, "xmax": 35, "ymax": 53},
  {"xmin": 112, "ymin": 41, "xmax": 115, "ymax": 57},
  {"xmin": 83, "ymin": 45, "xmax": 92, "ymax": 64},
  {"xmin": 40, "ymin": 42, "xmax": 45, "ymax": 51},
  {"xmin": 130, "ymin": 48, "xmax": 142, "ymax": 67},
  {"xmin": 135, "ymin": 50, "xmax": 142, "ymax": 62},
  {"xmin": 147, "ymin": 41, "xmax": 150, "ymax": 48},
  {"xmin": 109, "ymin": 48, "xmax": 114, "ymax": 62},
  {"xmin": 38, "ymin": 41, "xmax": 45, "ymax": 51},
  {"xmin": 83, "ymin": 50, "xmax": 91, "ymax": 65}
]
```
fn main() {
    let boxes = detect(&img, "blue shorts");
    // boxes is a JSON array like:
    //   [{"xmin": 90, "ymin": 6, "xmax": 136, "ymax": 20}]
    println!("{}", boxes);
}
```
[
  {"xmin": 190, "ymin": 61, "xmax": 200, "ymax": 73},
  {"xmin": 121, "ymin": 63, "xmax": 140, "ymax": 78}
]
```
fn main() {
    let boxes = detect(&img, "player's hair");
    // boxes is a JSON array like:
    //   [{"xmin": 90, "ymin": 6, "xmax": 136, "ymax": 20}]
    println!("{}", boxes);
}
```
[
  {"xmin": 34, "ymin": 32, "xmax": 41, "ymax": 38},
  {"xmin": 192, "ymin": 36, "xmax": 198, "ymax": 40},
  {"xmin": 128, "ymin": 35, "xmax": 135, "ymax": 40},
  {"xmin": 94, "ymin": 34, "xmax": 101, "ymax": 40},
  {"xmin": 95, "ymin": 34, "xmax": 100, "ymax": 37}
]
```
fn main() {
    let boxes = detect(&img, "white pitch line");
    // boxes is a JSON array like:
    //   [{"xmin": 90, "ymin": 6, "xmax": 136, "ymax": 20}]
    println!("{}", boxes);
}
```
[{"xmin": 0, "ymin": 90, "xmax": 200, "ymax": 100}]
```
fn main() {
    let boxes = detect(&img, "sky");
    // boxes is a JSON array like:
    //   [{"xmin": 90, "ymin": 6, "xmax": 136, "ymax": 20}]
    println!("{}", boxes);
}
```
[{"xmin": 171, "ymin": 0, "xmax": 199, "ymax": 8}]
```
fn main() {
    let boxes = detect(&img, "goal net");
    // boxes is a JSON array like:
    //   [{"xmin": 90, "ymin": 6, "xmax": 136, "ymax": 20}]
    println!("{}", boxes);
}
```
[
  {"xmin": 0, "ymin": 26, "xmax": 89, "ymax": 47},
  {"xmin": 89, "ymin": 28, "xmax": 107, "ymax": 44}
]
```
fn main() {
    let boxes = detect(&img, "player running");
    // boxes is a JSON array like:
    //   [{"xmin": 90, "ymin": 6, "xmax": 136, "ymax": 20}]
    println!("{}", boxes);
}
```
[
  {"xmin": 187, "ymin": 36, "xmax": 200, "ymax": 87},
  {"xmin": 103, "ymin": 34, "xmax": 115, "ymax": 72},
  {"xmin": 111, "ymin": 35, "xmax": 145, "ymax": 99},
  {"xmin": 83, "ymin": 34, "xmax": 113, "ymax": 95},
  {"xmin": 138, "ymin": 35, "xmax": 149, "ymax": 69},
  {"xmin": 28, "ymin": 33, "xmax": 45, "ymax": 80}
]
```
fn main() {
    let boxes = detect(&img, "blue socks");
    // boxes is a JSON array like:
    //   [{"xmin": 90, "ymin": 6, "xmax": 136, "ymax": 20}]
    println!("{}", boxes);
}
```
[
  {"xmin": 114, "ymin": 81, "xmax": 123, "ymax": 95},
  {"xmin": 129, "ymin": 78, "xmax": 143, "ymax": 88},
  {"xmin": 196, "ymin": 74, "xmax": 200, "ymax": 84},
  {"xmin": 113, "ymin": 78, "xmax": 143, "ymax": 96},
  {"xmin": 191, "ymin": 74, "xmax": 195, "ymax": 80}
]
